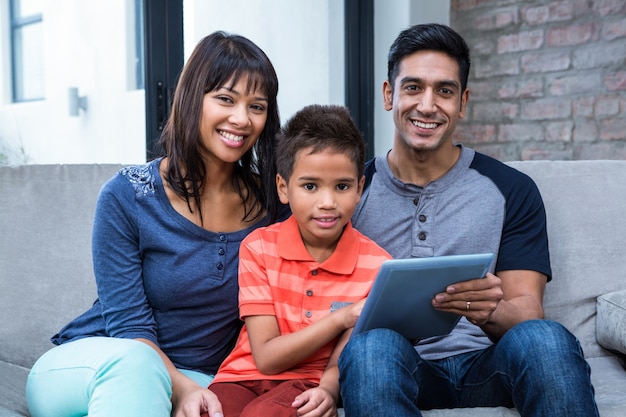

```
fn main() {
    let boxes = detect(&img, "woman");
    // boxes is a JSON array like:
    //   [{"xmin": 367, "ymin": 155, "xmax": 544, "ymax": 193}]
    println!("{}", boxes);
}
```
[{"xmin": 26, "ymin": 31, "xmax": 286, "ymax": 417}]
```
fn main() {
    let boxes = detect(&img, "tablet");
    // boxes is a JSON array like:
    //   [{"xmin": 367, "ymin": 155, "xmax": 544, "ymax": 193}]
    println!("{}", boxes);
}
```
[{"xmin": 352, "ymin": 253, "xmax": 494, "ymax": 340}]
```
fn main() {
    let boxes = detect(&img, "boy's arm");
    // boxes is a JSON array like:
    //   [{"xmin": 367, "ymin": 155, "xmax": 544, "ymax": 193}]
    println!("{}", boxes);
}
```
[
  {"xmin": 318, "ymin": 326, "xmax": 352, "ymax": 401},
  {"xmin": 245, "ymin": 299, "xmax": 363, "ymax": 375},
  {"xmin": 290, "ymin": 328, "xmax": 352, "ymax": 415}
]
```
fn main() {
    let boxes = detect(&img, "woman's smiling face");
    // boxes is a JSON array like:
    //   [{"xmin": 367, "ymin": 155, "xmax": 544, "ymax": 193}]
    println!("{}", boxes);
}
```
[{"xmin": 199, "ymin": 76, "xmax": 268, "ymax": 164}]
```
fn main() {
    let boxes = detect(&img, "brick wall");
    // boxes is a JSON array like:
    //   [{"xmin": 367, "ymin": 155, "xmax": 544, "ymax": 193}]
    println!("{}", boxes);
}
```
[{"xmin": 450, "ymin": 0, "xmax": 626, "ymax": 161}]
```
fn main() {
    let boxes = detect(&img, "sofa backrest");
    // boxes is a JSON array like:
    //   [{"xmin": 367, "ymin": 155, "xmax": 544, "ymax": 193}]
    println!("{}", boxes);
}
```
[
  {"xmin": 0, "ymin": 164, "xmax": 124, "ymax": 369},
  {"xmin": 1, "ymin": 161, "xmax": 625, "ymax": 369},
  {"xmin": 508, "ymin": 160, "xmax": 626, "ymax": 359}
]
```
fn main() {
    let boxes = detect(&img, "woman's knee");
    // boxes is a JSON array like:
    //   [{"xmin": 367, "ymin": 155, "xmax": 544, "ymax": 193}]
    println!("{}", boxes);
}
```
[
  {"xmin": 99, "ymin": 338, "xmax": 171, "ymax": 388},
  {"xmin": 27, "ymin": 338, "xmax": 171, "ymax": 417}
]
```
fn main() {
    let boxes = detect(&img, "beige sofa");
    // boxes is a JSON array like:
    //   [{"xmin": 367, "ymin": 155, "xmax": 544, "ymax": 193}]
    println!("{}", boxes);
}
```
[{"xmin": 1, "ymin": 160, "xmax": 626, "ymax": 416}]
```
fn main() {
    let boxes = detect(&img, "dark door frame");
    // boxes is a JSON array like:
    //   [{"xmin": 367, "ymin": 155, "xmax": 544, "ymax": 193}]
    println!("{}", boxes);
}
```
[
  {"xmin": 143, "ymin": 0, "xmax": 183, "ymax": 160},
  {"xmin": 345, "ymin": 0, "xmax": 375, "ymax": 160}
]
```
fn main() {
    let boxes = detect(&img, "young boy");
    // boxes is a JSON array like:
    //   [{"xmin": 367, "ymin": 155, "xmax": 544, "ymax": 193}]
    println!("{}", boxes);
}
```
[{"xmin": 207, "ymin": 104, "xmax": 392, "ymax": 417}]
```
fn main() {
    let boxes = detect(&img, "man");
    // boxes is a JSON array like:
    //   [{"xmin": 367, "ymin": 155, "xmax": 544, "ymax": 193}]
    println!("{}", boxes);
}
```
[{"xmin": 338, "ymin": 23, "xmax": 599, "ymax": 416}]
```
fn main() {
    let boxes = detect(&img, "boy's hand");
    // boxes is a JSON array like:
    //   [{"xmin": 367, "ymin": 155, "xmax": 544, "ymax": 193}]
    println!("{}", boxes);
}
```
[
  {"xmin": 339, "ymin": 298, "xmax": 366, "ymax": 329},
  {"xmin": 292, "ymin": 386, "xmax": 338, "ymax": 417}
]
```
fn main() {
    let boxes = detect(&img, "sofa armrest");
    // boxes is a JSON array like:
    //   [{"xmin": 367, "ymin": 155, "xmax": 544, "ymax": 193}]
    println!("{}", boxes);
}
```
[{"xmin": 597, "ymin": 289, "xmax": 626, "ymax": 355}]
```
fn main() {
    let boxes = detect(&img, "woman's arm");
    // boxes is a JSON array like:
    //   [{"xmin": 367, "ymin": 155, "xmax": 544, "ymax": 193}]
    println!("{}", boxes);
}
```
[{"xmin": 137, "ymin": 338, "xmax": 224, "ymax": 417}]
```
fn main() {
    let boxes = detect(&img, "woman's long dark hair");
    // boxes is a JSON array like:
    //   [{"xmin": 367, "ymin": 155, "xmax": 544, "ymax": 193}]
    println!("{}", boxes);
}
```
[{"xmin": 158, "ymin": 31, "xmax": 281, "ymax": 224}]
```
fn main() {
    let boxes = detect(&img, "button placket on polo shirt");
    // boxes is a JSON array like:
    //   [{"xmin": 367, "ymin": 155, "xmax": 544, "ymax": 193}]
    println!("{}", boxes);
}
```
[
  {"xmin": 413, "ymin": 194, "xmax": 434, "ymax": 257},
  {"xmin": 304, "ymin": 269, "xmax": 318, "ymax": 320}
]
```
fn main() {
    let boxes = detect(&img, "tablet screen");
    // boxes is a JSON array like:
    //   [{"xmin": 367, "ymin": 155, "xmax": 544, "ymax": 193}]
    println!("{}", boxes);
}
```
[{"xmin": 352, "ymin": 253, "xmax": 494, "ymax": 340}]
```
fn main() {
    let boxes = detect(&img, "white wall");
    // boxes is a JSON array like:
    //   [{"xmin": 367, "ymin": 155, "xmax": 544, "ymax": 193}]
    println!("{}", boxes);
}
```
[
  {"xmin": 372, "ymin": 0, "xmax": 449, "ymax": 156},
  {"xmin": 0, "ymin": 0, "xmax": 146, "ymax": 165},
  {"xmin": 183, "ymin": 0, "xmax": 345, "ymax": 125}
]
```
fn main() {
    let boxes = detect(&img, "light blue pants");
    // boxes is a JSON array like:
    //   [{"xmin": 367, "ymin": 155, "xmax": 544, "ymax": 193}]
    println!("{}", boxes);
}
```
[{"xmin": 26, "ymin": 337, "xmax": 214, "ymax": 417}]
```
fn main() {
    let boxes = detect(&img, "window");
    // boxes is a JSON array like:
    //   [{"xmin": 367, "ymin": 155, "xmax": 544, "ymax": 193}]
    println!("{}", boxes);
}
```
[
  {"xmin": 134, "ymin": 0, "xmax": 144, "ymax": 90},
  {"xmin": 10, "ymin": 0, "xmax": 44, "ymax": 102}
]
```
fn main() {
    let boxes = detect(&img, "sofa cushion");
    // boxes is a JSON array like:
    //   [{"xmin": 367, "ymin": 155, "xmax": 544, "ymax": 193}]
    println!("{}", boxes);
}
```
[
  {"xmin": 0, "ymin": 361, "xmax": 29, "ymax": 416},
  {"xmin": 507, "ymin": 160, "xmax": 626, "ymax": 359},
  {"xmin": 597, "ymin": 290, "xmax": 626, "ymax": 355},
  {"xmin": 0, "ymin": 164, "xmax": 124, "ymax": 370}
]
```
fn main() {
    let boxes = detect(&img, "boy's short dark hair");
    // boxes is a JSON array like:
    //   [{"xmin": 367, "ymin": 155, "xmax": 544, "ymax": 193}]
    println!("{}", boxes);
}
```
[{"xmin": 276, "ymin": 104, "xmax": 366, "ymax": 182}]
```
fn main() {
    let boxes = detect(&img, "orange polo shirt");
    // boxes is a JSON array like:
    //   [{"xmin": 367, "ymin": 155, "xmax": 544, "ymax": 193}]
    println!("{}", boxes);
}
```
[{"xmin": 212, "ymin": 215, "xmax": 391, "ymax": 384}]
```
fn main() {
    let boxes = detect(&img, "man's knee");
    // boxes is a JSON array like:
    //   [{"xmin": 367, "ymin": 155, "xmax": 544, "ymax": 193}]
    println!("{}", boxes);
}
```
[
  {"xmin": 506, "ymin": 320, "xmax": 580, "ymax": 352},
  {"xmin": 340, "ymin": 329, "xmax": 409, "ymax": 366},
  {"xmin": 501, "ymin": 320, "xmax": 586, "ymax": 375}
]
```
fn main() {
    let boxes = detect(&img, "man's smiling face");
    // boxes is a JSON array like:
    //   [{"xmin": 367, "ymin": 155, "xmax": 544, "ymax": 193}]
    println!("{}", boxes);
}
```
[{"xmin": 384, "ymin": 50, "xmax": 469, "ymax": 154}]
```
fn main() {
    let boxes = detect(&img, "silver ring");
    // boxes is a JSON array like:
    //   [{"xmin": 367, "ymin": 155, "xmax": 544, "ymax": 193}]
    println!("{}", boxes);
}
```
[{"xmin": 466, "ymin": 301, "xmax": 471, "ymax": 311}]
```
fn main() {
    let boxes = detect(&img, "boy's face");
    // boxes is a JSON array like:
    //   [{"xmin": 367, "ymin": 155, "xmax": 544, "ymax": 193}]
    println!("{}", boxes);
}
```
[{"xmin": 277, "ymin": 147, "xmax": 364, "ymax": 255}]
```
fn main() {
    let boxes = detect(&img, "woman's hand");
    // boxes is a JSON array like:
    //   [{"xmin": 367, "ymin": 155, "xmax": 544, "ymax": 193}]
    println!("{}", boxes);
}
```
[
  {"xmin": 135, "ymin": 338, "xmax": 223, "ymax": 417},
  {"xmin": 174, "ymin": 386, "xmax": 223, "ymax": 417}
]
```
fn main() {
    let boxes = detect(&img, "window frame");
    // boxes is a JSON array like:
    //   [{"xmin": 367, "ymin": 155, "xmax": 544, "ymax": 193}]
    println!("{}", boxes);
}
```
[{"xmin": 9, "ymin": 0, "xmax": 44, "ymax": 103}]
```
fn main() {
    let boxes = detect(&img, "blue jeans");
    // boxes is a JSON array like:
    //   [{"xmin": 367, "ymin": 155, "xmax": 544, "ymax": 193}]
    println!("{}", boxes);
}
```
[
  {"xmin": 338, "ymin": 320, "xmax": 599, "ymax": 417},
  {"xmin": 26, "ymin": 337, "xmax": 214, "ymax": 417}
]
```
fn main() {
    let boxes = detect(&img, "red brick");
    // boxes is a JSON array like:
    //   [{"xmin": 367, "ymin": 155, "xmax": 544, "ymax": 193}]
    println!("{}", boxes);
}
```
[
  {"xmin": 575, "ymin": 143, "xmax": 626, "ymax": 159},
  {"xmin": 573, "ymin": 120, "xmax": 599, "ymax": 142},
  {"xmin": 571, "ymin": 0, "xmax": 592, "ymax": 17},
  {"xmin": 573, "ymin": 97, "xmax": 595, "ymax": 117},
  {"xmin": 592, "ymin": 0, "xmax": 626, "ymax": 17},
  {"xmin": 471, "ymin": 39, "xmax": 497, "ymax": 56},
  {"xmin": 474, "ymin": 58, "xmax": 520, "ymax": 78},
  {"xmin": 498, "ymin": 123, "xmax": 543, "ymax": 142},
  {"xmin": 573, "ymin": 42, "xmax": 626, "ymax": 70},
  {"xmin": 549, "ymin": 73, "xmax": 603, "ymax": 96},
  {"xmin": 451, "ymin": 0, "xmax": 491, "ymax": 11},
  {"xmin": 546, "ymin": 22, "xmax": 596, "ymax": 46},
  {"xmin": 498, "ymin": 78, "xmax": 544, "ymax": 99},
  {"xmin": 472, "ymin": 8, "xmax": 519, "ymax": 31},
  {"xmin": 604, "ymin": 72, "xmax": 626, "ymax": 91},
  {"xmin": 495, "ymin": 8, "xmax": 519, "ymax": 28},
  {"xmin": 472, "ymin": 144, "xmax": 518, "ymax": 161},
  {"xmin": 595, "ymin": 96, "xmax": 621, "ymax": 117},
  {"xmin": 521, "ymin": 98, "xmax": 572, "ymax": 120},
  {"xmin": 600, "ymin": 118, "xmax": 626, "ymax": 140},
  {"xmin": 546, "ymin": 121, "xmax": 573, "ymax": 142},
  {"xmin": 473, "ymin": 102, "xmax": 519, "ymax": 121},
  {"xmin": 498, "ymin": 29, "xmax": 544, "ymax": 53},
  {"xmin": 523, "ymin": 2, "xmax": 573, "ymax": 25},
  {"xmin": 450, "ymin": 0, "xmax": 626, "ymax": 161},
  {"xmin": 521, "ymin": 147, "xmax": 573, "ymax": 160},
  {"xmin": 523, "ymin": 5, "xmax": 549, "ymax": 25},
  {"xmin": 521, "ymin": 51, "xmax": 570, "ymax": 74},
  {"xmin": 602, "ymin": 18, "xmax": 626, "ymax": 40},
  {"xmin": 468, "ymin": 81, "xmax": 496, "ymax": 99},
  {"xmin": 452, "ymin": 123, "xmax": 497, "ymax": 143}
]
